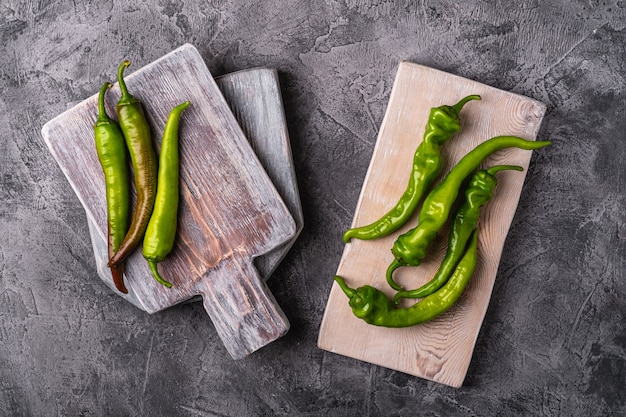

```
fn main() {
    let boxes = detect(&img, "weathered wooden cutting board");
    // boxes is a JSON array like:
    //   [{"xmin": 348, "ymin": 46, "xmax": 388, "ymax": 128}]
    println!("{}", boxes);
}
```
[
  {"xmin": 215, "ymin": 69, "xmax": 303, "ymax": 279},
  {"xmin": 42, "ymin": 44, "xmax": 297, "ymax": 359},
  {"xmin": 318, "ymin": 61, "xmax": 547, "ymax": 387},
  {"xmin": 85, "ymin": 67, "xmax": 303, "ymax": 302}
]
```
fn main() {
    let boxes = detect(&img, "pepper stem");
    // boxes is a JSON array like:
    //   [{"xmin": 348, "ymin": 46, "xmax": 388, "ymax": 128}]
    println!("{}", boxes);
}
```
[
  {"xmin": 451, "ymin": 94, "xmax": 481, "ymax": 114},
  {"xmin": 117, "ymin": 60, "xmax": 132, "ymax": 100},
  {"xmin": 172, "ymin": 100, "xmax": 191, "ymax": 115},
  {"xmin": 147, "ymin": 260, "xmax": 173, "ymax": 288},
  {"xmin": 386, "ymin": 259, "xmax": 404, "ymax": 291},
  {"xmin": 333, "ymin": 276, "xmax": 357, "ymax": 298},
  {"xmin": 486, "ymin": 165, "xmax": 524, "ymax": 176},
  {"xmin": 96, "ymin": 82, "xmax": 113, "ymax": 123}
]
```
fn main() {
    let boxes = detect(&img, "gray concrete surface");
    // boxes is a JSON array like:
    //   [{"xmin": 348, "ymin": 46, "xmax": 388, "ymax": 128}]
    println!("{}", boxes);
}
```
[{"xmin": 1, "ymin": 1, "xmax": 625, "ymax": 416}]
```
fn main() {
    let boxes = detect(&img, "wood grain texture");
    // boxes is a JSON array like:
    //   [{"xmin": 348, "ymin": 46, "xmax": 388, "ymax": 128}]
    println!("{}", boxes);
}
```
[
  {"xmin": 85, "ymin": 67, "xmax": 303, "ymax": 300},
  {"xmin": 215, "ymin": 68, "xmax": 304, "ymax": 279},
  {"xmin": 42, "ymin": 44, "xmax": 297, "ymax": 359},
  {"xmin": 317, "ymin": 61, "xmax": 546, "ymax": 387}
]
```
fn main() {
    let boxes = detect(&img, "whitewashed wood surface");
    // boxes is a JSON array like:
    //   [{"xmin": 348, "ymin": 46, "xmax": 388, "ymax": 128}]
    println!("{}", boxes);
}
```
[
  {"xmin": 85, "ymin": 67, "xmax": 303, "ymax": 296},
  {"xmin": 42, "ymin": 44, "xmax": 297, "ymax": 359},
  {"xmin": 318, "ymin": 62, "xmax": 547, "ymax": 387},
  {"xmin": 215, "ymin": 69, "xmax": 303, "ymax": 279}
]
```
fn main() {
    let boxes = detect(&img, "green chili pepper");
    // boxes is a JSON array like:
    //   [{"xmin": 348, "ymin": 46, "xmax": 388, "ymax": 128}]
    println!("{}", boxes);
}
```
[
  {"xmin": 393, "ymin": 165, "xmax": 522, "ymax": 302},
  {"xmin": 109, "ymin": 60, "xmax": 158, "ymax": 267},
  {"xmin": 342, "ymin": 95, "xmax": 481, "ymax": 243},
  {"xmin": 386, "ymin": 135, "xmax": 551, "ymax": 290},
  {"xmin": 142, "ymin": 101, "xmax": 190, "ymax": 288},
  {"xmin": 94, "ymin": 81, "xmax": 131, "ymax": 294},
  {"xmin": 334, "ymin": 230, "xmax": 479, "ymax": 328}
]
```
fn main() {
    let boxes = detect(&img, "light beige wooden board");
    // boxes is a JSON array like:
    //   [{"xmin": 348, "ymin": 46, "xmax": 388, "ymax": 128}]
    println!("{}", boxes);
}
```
[
  {"xmin": 318, "ymin": 61, "xmax": 546, "ymax": 387},
  {"xmin": 42, "ymin": 44, "xmax": 297, "ymax": 359}
]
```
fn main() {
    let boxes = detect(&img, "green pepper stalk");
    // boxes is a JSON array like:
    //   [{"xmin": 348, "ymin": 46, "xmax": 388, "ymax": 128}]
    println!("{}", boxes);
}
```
[
  {"xmin": 386, "ymin": 135, "xmax": 551, "ymax": 290},
  {"xmin": 393, "ymin": 165, "xmax": 522, "ymax": 302},
  {"xmin": 335, "ymin": 230, "xmax": 479, "ymax": 328},
  {"xmin": 109, "ymin": 60, "xmax": 158, "ymax": 267},
  {"xmin": 93, "ymin": 81, "xmax": 131, "ymax": 294},
  {"xmin": 142, "ymin": 101, "xmax": 190, "ymax": 288},
  {"xmin": 342, "ymin": 94, "xmax": 481, "ymax": 243}
]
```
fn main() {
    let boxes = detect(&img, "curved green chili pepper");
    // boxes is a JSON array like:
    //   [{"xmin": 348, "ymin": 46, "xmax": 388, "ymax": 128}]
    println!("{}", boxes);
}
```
[
  {"xmin": 343, "ymin": 94, "xmax": 481, "ymax": 243},
  {"xmin": 142, "ymin": 101, "xmax": 190, "ymax": 288},
  {"xmin": 94, "ymin": 82, "xmax": 131, "ymax": 294},
  {"xmin": 386, "ymin": 135, "xmax": 551, "ymax": 290},
  {"xmin": 334, "ymin": 230, "xmax": 478, "ymax": 328},
  {"xmin": 109, "ymin": 60, "xmax": 158, "ymax": 267},
  {"xmin": 393, "ymin": 165, "xmax": 522, "ymax": 302}
]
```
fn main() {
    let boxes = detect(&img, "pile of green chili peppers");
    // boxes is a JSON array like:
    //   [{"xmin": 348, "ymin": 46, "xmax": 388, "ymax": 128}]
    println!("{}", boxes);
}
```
[
  {"xmin": 335, "ymin": 95, "xmax": 551, "ymax": 328},
  {"xmin": 93, "ymin": 60, "xmax": 190, "ymax": 293}
]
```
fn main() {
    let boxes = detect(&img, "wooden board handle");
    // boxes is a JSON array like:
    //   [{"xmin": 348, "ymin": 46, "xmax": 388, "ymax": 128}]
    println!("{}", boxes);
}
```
[{"xmin": 198, "ymin": 254, "xmax": 290, "ymax": 359}]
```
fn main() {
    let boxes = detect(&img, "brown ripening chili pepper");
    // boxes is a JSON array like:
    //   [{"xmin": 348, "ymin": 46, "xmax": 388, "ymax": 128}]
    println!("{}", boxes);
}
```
[{"xmin": 108, "ymin": 60, "xmax": 158, "ymax": 267}]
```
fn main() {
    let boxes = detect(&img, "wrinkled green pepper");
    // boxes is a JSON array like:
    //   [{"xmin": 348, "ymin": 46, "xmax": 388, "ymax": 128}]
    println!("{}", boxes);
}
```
[
  {"xmin": 393, "ymin": 165, "xmax": 522, "ymax": 302},
  {"xmin": 386, "ymin": 135, "xmax": 551, "ymax": 290},
  {"xmin": 334, "ymin": 230, "xmax": 479, "ymax": 327},
  {"xmin": 342, "ymin": 95, "xmax": 481, "ymax": 243}
]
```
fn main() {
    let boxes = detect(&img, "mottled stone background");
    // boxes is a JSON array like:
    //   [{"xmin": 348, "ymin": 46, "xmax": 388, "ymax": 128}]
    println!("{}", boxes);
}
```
[{"xmin": 1, "ymin": 1, "xmax": 625, "ymax": 416}]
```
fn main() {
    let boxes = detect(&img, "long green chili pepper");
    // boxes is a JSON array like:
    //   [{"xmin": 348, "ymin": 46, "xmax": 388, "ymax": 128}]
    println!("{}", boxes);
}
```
[
  {"xmin": 142, "ymin": 101, "xmax": 190, "ymax": 288},
  {"xmin": 334, "ymin": 230, "xmax": 479, "ymax": 328},
  {"xmin": 386, "ymin": 135, "xmax": 551, "ymax": 290},
  {"xmin": 342, "ymin": 94, "xmax": 481, "ymax": 243},
  {"xmin": 393, "ymin": 165, "xmax": 522, "ymax": 302},
  {"xmin": 108, "ymin": 60, "xmax": 158, "ymax": 267},
  {"xmin": 94, "ymin": 81, "xmax": 131, "ymax": 294}
]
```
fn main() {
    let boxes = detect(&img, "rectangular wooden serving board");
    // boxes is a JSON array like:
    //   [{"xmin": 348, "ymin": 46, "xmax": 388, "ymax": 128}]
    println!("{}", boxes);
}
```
[
  {"xmin": 42, "ymin": 44, "xmax": 297, "ymax": 359},
  {"xmin": 318, "ymin": 61, "xmax": 546, "ymax": 387}
]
